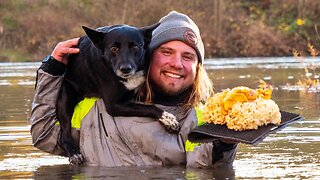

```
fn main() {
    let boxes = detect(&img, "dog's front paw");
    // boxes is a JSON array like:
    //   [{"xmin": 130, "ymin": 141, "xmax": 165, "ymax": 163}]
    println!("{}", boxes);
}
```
[
  {"xmin": 159, "ymin": 111, "xmax": 180, "ymax": 133},
  {"xmin": 69, "ymin": 153, "xmax": 84, "ymax": 165}
]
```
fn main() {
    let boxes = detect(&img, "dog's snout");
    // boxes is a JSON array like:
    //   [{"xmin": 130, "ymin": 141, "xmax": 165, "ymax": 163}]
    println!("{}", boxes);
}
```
[{"xmin": 120, "ymin": 65, "xmax": 133, "ymax": 74}]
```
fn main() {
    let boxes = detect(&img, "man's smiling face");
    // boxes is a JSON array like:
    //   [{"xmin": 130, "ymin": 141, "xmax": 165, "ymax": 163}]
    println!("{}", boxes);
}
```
[{"xmin": 149, "ymin": 40, "xmax": 198, "ymax": 95}]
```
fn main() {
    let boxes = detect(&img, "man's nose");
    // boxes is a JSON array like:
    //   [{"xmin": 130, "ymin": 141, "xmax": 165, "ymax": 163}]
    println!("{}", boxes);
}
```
[{"xmin": 169, "ymin": 54, "xmax": 183, "ymax": 69}]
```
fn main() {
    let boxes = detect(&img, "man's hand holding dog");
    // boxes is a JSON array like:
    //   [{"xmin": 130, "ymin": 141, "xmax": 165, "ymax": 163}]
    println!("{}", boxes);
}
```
[{"xmin": 51, "ymin": 37, "xmax": 80, "ymax": 65}]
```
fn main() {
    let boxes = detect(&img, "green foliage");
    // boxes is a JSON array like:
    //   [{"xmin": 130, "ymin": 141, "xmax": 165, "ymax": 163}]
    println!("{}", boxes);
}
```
[
  {"xmin": 2, "ymin": 16, "xmax": 19, "ymax": 29},
  {"xmin": 2, "ymin": 0, "xmax": 28, "ymax": 11},
  {"xmin": 0, "ymin": 50, "xmax": 32, "ymax": 62}
]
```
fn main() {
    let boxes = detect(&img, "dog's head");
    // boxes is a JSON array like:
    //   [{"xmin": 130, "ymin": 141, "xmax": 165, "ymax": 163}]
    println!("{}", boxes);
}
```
[{"xmin": 82, "ymin": 23, "xmax": 159, "ymax": 79}]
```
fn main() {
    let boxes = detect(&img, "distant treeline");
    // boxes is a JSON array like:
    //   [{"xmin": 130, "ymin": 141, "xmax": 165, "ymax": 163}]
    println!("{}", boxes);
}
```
[{"xmin": 0, "ymin": 0, "xmax": 319, "ymax": 62}]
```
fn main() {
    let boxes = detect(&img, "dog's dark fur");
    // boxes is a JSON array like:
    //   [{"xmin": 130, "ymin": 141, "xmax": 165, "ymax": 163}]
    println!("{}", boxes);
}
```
[{"xmin": 56, "ymin": 24, "xmax": 179, "ymax": 164}]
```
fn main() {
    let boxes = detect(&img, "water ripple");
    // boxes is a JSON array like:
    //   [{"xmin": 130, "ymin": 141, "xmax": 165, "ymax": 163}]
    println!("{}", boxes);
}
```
[
  {"xmin": 0, "ymin": 156, "xmax": 68, "ymax": 172},
  {"xmin": 0, "ymin": 80, "xmax": 35, "ymax": 86},
  {"xmin": 204, "ymin": 56, "xmax": 320, "ymax": 69}
]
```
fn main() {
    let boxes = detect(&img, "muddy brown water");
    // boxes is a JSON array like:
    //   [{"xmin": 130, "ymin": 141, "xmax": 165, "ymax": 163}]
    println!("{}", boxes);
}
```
[{"xmin": 0, "ymin": 58, "xmax": 319, "ymax": 179}]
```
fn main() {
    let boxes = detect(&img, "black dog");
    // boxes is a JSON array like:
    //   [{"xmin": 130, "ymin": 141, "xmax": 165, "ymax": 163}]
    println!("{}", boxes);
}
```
[{"xmin": 56, "ymin": 24, "xmax": 180, "ymax": 165}]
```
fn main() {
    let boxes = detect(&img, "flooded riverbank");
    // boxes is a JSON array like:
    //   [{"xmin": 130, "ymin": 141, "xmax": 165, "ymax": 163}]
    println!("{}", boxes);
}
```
[{"xmin": 0, "ymin": 57, "xmax": 319, "ymax": 179}]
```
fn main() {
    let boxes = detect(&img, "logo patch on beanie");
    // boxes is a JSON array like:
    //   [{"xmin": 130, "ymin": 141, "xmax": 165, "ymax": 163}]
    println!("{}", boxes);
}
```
[{"xmin": 184, "ymin": 30, "xmax": 197, "ymax": 45}]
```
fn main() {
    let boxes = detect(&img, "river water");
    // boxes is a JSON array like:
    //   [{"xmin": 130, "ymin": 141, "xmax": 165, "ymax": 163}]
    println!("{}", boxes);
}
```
[{"xmin": 0, "ymin": 57, "xmax": 319, "ymax": 179}]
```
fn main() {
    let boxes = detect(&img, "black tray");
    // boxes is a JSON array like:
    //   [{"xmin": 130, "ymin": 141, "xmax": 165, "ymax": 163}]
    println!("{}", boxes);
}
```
[{"xmin": 188, "ymin": 111, "xmax": 303, "ymax": 145}]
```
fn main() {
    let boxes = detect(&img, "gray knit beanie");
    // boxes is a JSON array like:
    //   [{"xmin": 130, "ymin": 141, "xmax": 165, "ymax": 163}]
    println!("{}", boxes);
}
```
[{"xmin": 149, "ymin": 11, "xmax": 205, "ymax": 63}]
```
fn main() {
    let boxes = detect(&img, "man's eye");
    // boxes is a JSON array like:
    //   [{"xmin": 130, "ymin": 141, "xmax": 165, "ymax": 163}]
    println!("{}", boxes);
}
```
[
  {"xmin": 110, "ymin": 46, "xmax": 119, "ymax": 53},
  {"xmin": 162, "ymin": 50, "xmax": 171, "ymax": 56},
  {"xmin": 183, "ymin": 55, "xmax": 194, "ymax": 61}
]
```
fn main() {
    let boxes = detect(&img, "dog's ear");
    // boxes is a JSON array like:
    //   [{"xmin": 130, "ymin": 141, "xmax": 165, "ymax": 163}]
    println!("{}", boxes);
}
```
[
  {"xmin": 140, "ymin": 22, "xmax": 160, "ymax": 46},
  {"xmin": 82, "ymin": 26, "xmax": 105, "ymax": 49}
]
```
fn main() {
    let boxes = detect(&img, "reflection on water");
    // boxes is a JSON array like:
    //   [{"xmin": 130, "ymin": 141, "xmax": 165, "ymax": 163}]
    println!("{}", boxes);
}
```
[
  {"xmin": 0, "ymin": 57, "xmax": 319, "ymax": 179},
  {"xmin": 31, "ymin": 165, "xmax": 236, "ymax": 180}
]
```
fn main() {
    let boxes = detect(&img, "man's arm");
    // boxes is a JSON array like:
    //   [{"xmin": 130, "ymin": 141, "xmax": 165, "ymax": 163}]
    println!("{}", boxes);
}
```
[
  {"xmin": 185, "ymin": 140, "xmax": 237, "ymax": 168},
  {"xmin": 30, "ymin": 38, "xmax": 80, "ymax": 155},
  {"xmin": 211, "ymin": 140, "xmax": 237, "ymax": 167},
  {"xmin": 30, "ymin": 59, "xmax": 66, "ymax": 155}
]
